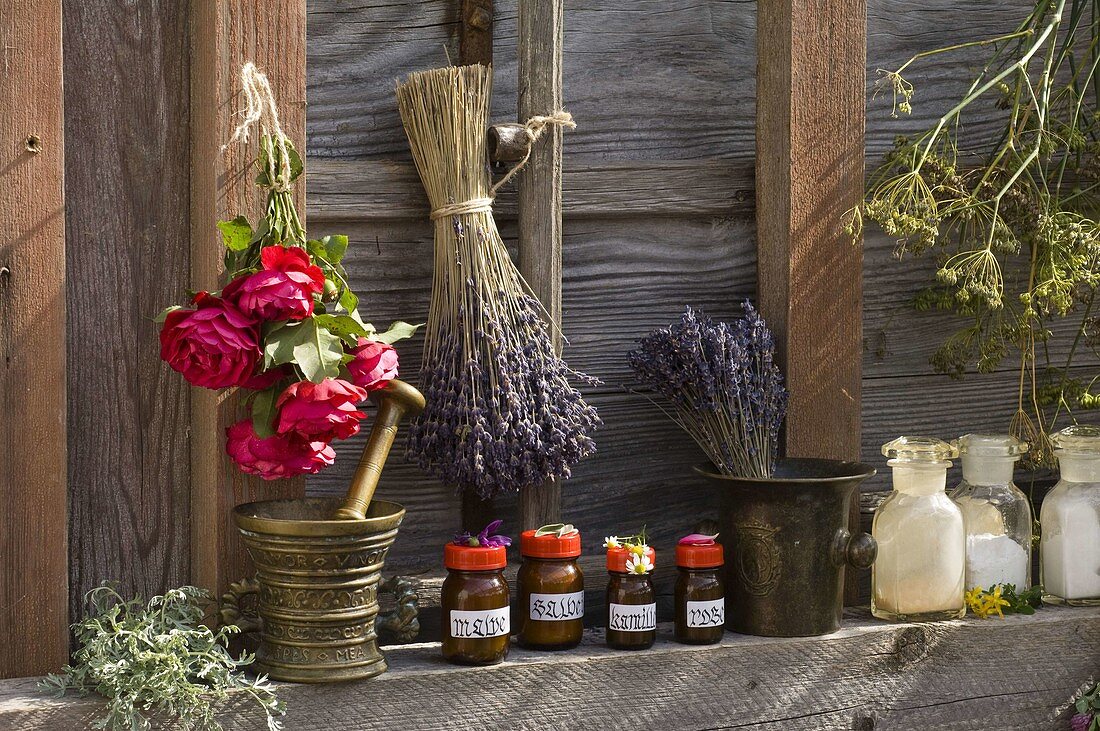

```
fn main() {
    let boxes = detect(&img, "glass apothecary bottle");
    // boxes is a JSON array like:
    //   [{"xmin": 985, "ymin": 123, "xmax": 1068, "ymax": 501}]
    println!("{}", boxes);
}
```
[
  {"xmin": 1041, "ymin": 425, "xmax": 1100, "ymax": 606},
  {"xmin": 674, "ymin": 537, "xmax": 724, "ymax": 645},
  {"xmin": 517, "ymin": 528, "xmax": 584, "ymax": 650},
  {"xmin": 441, "ymin": 542, "xmax": 510, "ymax": 665},
  {"xmin": 872, "ymin": 436, "xmax": 966, "ymax": 621},
  {"xmin": 950, "ymin": 434, "xmax": 1032, "ymax": 591},
  {"xmin": 606, "ymin": 546, "xmax": 656, "ymax": 650}
]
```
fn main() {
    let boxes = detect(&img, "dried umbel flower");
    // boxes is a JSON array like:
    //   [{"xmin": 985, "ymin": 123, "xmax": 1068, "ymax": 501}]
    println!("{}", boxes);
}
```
[
  {"xmin": 629, "ymin": 302, "xmax": 788, "ymax": 479},
  {"xmin": 397, "ymin": 65, "xmax": 600, "ymax": 497},
  {"xmin": 854, "ymin": 4, "xmax": 1100, "ymax": 460}
]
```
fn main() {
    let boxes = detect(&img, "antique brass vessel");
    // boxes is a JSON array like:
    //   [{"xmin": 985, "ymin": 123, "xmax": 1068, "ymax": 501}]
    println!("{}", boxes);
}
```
[{"xmin": 225, "ymin": 379, "xmax": 425, "ymax": 683}]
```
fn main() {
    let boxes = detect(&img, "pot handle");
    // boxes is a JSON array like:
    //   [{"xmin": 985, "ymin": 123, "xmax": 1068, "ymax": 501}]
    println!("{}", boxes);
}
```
[
  {"xmin": 832, "ymin": 529, "xmax": 877, "ymax": 569},
  {"xmin": 219, "ymin": 576, "xmax": 261, "ymax": 634},
  {"xmin": 376, "ymin": 576, "xmax": 420, "ymax": 643}
]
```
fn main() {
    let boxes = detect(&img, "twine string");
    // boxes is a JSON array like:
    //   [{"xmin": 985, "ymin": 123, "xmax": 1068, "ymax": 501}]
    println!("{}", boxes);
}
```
[
  {"xmin": 429, "ymin": 197, "xmax": 495, "ymax": 221},
  {"xmin": 429, "ymin": 110, "xmax": 576, "ymax": 220},
  {"xmin": 488, "ymin": 111, "xmax": 576, "ymax": 197},
  {"xmin": 224, "ymin": 62, "xmax": 293, "ymax": 193}
]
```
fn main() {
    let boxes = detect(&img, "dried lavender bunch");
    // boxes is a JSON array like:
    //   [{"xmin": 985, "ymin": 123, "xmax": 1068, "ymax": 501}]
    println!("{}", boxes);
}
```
[
  {"xmin": 628, "ymin": 302, "xmax": 787, "ymax": 479},
  {"xmin": 397, "ymin": 65, "xmax": 600, "ymax": 497}
]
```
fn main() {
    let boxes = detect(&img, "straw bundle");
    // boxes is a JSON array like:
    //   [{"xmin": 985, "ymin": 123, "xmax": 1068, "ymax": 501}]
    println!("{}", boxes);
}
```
[{"xmin": 397, "ymin": 64, "xmax": 600, "ymax": 498}]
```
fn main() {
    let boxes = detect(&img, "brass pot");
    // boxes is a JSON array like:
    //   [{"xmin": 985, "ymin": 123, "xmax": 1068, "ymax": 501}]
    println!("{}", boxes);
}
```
[
  {"xmin": 697, "ymin": 458, "xmax": 877, "ymax": 637},
  {"xmin": 230, "ymin": 497, "xmax": 407, "ymax": 683}
]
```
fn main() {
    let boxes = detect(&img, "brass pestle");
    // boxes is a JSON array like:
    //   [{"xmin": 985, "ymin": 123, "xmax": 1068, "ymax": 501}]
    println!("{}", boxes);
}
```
[{"xmin": 333, "ymin": 379, "xmax": 426, "ymax": 520}]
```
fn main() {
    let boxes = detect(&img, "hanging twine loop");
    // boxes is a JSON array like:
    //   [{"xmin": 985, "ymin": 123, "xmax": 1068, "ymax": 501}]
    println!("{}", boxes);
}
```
[
  {"xmin": 429, "ymin": 110, "xmax": 576, "ymax": 220},
  {"xmin": 488, "ymin": 111, "xmax": 576, "ymax": 197},
  {"xmin": 224, "ymin": 62, "xmax": 293, "ymax": 193}
]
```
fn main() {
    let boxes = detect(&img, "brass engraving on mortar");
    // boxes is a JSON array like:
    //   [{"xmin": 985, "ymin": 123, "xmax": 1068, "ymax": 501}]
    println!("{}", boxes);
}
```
[
  {"xmin": 260, "ymin": 584, "xmax": 377, "ymax": 610},
  {"xmin": 248, "ymin": 547, "xmax": 389, "ymax": 571},
  {"xmin": 733, "ymin": 520, "xmax": 781, "ymax": 596}
]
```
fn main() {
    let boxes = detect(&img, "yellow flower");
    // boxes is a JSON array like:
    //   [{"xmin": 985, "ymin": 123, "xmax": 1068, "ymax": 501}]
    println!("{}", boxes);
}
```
[
  {"xmin": 628, "ymin": 543, "xmax": 647, "ymax": 557},
  {"xmin": 982, "ymin": 585, "xmax": 1010, "ymax": 618},
  {"xmin": 965, "ymin": 586, "xmax": 991, "ymax": 618},
  {"xmin": 965, "ymin": 585, "xmax": 1010, "ymax": 619}
]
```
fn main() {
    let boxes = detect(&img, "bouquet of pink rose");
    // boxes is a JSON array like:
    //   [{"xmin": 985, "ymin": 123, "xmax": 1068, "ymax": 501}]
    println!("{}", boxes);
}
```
[{"xmin": 158, "ymin": 133, "xmax": 415, "ymax": 480}]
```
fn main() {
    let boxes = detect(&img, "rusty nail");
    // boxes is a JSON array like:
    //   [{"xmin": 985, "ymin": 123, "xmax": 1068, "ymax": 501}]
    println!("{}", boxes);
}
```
[{"xmin": 469, "ymin": 7, "xmax": 492, "ymax": 30}]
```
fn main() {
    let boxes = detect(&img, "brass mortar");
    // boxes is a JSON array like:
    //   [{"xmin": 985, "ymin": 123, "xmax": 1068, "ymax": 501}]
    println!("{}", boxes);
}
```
[{"xmin": 225, "ymin": 379, "xmax": 425, "ymax": 683}]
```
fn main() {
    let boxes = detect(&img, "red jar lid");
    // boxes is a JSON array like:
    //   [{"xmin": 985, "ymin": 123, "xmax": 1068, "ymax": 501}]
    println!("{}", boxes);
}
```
[
  {"xmin": 444, "ymin": 543, "xmax": 507, "ymax": 571},
  {"xmin": 606, "ymin": 545, "xmax": 656, "ymax": 573},
  {"xmin": 676, "ymin": 542, "xmax": 723, "ymax": 569},
  {"xmin": 520, "ymin": 529, "xmax": 582, "ymax": 559}
]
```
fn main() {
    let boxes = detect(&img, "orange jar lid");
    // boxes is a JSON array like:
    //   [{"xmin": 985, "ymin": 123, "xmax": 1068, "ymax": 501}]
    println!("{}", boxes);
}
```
[
  {"xmin": 445, "ymin": 543, "xmax": 507, "ymax": 571},
  {"xmin": 676, "ymin": 542, "xmax": 723, "ymax": 569},
  {"xmin": 520, "ymin": 529, "xmax": 582, "ymax": 559},
  {"xmin": 606, "ymin": 545, "xmax": 656, "ymax": 573}
]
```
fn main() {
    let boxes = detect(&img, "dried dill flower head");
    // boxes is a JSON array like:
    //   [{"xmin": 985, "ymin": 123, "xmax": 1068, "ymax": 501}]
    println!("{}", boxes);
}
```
[
  {"xmin": 40, "ymin": 585, "xmax": 284, "ymax": 731},
  {"xmin": 628, "ymin": 302, "xmax": 787, "ymax": 479}
]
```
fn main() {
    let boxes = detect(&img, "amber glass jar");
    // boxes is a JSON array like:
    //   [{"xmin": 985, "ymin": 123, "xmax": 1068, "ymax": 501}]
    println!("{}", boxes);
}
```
[
  {"xmin": 605, "ymin": 546, "xmax": 657, "ymax": 650},
  {"xmin": 674, "ymin": 541, "xmax": 725, "ymax": 644},
  {"xmin": 441, "ymin": 543, "xmax": 510, "ymax": 665},
  {"xmin": 517, "ymin": 529, "xmax": 584, "ymax": 650}
]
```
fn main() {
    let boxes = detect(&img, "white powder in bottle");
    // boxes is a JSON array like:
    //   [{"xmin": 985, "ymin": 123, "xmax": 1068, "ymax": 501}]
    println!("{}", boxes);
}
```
[
  {"xmin": 965, "ymin": 533, "xmax": 1029, "ymax": 590},
  {"xmin": 1042, "ymin": 492, "xmax": 1100, "ymax": 600}
]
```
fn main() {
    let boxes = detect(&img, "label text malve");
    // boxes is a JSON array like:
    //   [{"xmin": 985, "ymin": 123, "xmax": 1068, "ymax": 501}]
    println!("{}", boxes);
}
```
[{"xmin": 449, "ymin": 607, "xmax": 510, "ymax": 639}]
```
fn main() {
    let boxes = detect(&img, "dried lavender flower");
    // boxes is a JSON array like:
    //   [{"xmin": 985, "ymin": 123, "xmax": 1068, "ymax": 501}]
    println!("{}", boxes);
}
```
[
  {"xmin": 397, "ymin": 66, "xmax": 600, "ymax": 497},
  {"xmin": 628, "ymin": 302, "xmax": 787, "ymax": 479}
]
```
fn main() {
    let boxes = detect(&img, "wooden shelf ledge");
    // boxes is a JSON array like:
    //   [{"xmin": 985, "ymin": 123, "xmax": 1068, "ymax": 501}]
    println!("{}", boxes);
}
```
[{"xmin": 2, "ymin": 607, "xmax": 1097, "ymax": 730}]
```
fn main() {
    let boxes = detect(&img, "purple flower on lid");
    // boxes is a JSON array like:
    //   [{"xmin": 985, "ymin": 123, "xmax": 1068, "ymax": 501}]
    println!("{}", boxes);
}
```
[
  {"xmin": 1070, "ymin": 713, "xmax": 1092, "ymax": 731},
  {"xmin": 453, "ymin": 520, "xmax": 512, "ymax": 548}
]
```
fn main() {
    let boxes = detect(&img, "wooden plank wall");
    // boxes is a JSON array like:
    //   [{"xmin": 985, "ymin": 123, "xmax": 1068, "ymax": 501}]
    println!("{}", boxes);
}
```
[
  {"xmin": 0, "ymin": 0, "xmax": 69, "ymax": 677},
  {"xmin": 62, "ymin": 0, "xmax": 192, "ymax": 626}
]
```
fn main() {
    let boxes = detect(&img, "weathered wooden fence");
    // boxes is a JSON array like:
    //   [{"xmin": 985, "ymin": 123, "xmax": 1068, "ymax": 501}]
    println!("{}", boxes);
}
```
[{"xmin": 3, "ymin": 0, "xmax": 1085, "ymax": 686}]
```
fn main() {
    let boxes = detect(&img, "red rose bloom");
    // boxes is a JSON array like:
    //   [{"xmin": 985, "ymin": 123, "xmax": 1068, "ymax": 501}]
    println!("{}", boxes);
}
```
[
  {"xmin": 225, "ymin": 420, "xmax": 335, "ymax": 480},
  {"xmin": 276, "ymin": 378, "xmax": 369, "ymax": 441},
  {"xmin": 240, "ymin": 365, "xmax": 290, "ymax": 391},
  {"xmin": 224, "ymin": 245, "xmax": 325, "ymax": 322},
  {"xmin": 159, "ymin": 292, "xmax": 260, "ymax": 389},
  {"xmin": 346, "ymin": 338, "xmax": 399, "ymax": 391}
]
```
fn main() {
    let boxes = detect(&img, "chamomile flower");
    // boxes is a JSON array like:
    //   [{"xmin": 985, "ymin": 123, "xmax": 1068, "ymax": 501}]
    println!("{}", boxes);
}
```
[
  {"xmin": 628, "ymin": 543, "xmax": 647, "ymax": 557},
  {"xmin": 626, "ymin": 553, "xmax": 653, "ymax": 575},
  {"xmin": 603, "ymin": 536, "xmax": 621, "ymax": 549}
]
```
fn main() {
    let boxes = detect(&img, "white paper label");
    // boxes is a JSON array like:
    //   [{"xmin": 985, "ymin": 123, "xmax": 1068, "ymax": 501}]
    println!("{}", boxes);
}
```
[
  {"xmin": 686, "ymin": 598, "xmax": 725, "ymax": 628},
  {"xmin": 449, "ymin": 607, "xmax": 510, "ymax": 639},
  {"xmin": 529, "ymin": 591, "xmax": 584, "ymax": 621},
  {"xmin": 608, "ymin": 602, "xmax": 656, "ymax": 632}
]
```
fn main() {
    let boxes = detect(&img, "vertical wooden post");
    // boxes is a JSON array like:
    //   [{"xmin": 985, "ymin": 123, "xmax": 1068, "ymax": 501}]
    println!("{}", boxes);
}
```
[
  {"xmin": 460, "ymin": 0, "xmax": 494, "ymax": 67},
  {"xmin": 63, "ymin": 0, "xmax": 192, "ymax": 631},
  {"xmin": 517, "ymin": 0, "xmax": 565, "ymax": 530},
  {"xmin": 0, "ymin": 0, "xmax": 69, "ymax": 677},
  {"xmin": 756, "ymin": 0, "xmax": 866, "ymax": 601},
  {"xmin": 190, "ymin": 1, "xmax": 307, "ymax": 597},
  {"xmin": 459, "ymin": 0, "xmax": 498, "ymax": 533}
]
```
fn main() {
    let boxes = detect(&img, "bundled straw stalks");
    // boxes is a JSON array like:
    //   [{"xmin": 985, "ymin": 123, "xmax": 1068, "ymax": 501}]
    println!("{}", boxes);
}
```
[{"xmin": 397, "ymin": 64, "xmax": 600, "ymax": 498}]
